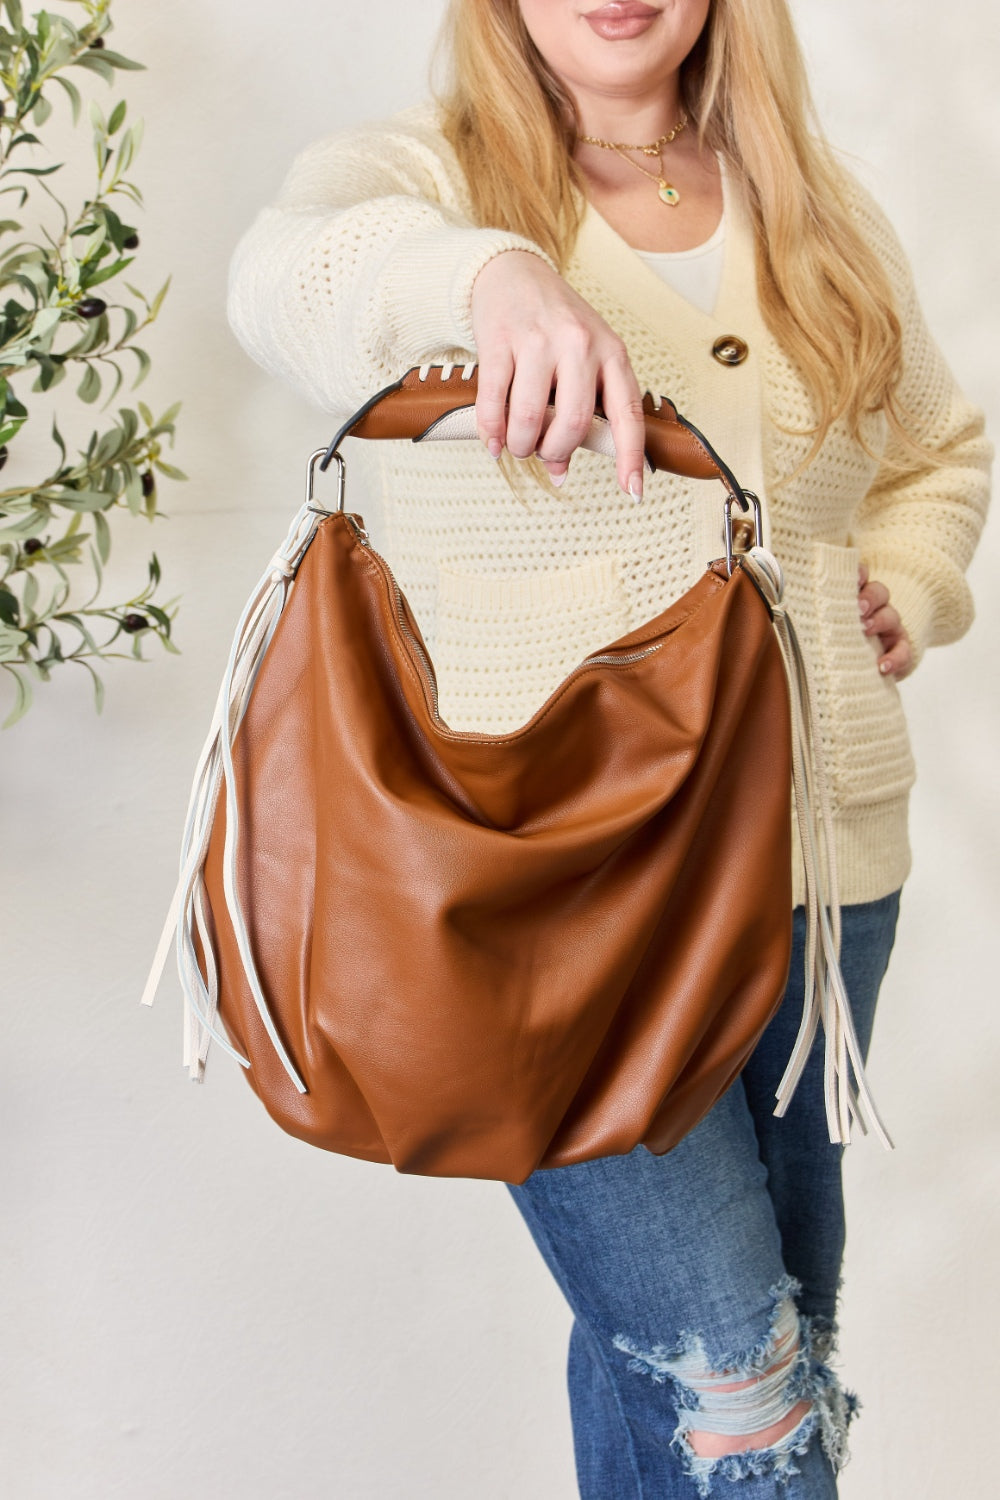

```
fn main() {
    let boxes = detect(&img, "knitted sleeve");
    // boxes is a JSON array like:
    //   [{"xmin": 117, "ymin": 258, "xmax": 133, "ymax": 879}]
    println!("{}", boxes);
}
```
[
  {"xmin": 225, "ymin": 106, "xmax": 556, "ymax": 420},
  {"xmin": 845, "ymin": 182, "xmax": 992, "ymax": 668}
]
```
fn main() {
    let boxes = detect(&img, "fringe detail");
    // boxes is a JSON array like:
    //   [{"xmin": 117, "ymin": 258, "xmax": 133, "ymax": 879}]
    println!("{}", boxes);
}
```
[
  {"xmin": 140, "ymin": 501, "xmax": 324, "ymax": 1092},
  {"xmin": 739, "ymin": 548, "xmax": 892, "ymax": 1149}
]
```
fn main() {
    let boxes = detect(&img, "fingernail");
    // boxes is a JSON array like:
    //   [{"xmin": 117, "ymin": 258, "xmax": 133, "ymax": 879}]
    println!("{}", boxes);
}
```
[
  {"xmin": 628, "ymin": 472, "xmax": 643, "ymax": 504},
  {"xmin": 550, "ymin": 470, "xmax": 567, "ymax": 489},
  {"xmin": 858, "ymin": 599, "xmax": 869, "ymax": 617},
  {"xmin": 879, "ymin": 659, "xmax": 893, "ymax": 674},
  {"xmin": 487, "ymin": 438, "xmax": 502, "ymax": 460}
]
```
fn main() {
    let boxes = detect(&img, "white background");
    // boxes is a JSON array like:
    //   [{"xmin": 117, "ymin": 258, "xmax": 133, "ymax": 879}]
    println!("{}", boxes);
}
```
[{"xmin": 2, "ymin": 2, "xmax": 997, "ymax": 1496}]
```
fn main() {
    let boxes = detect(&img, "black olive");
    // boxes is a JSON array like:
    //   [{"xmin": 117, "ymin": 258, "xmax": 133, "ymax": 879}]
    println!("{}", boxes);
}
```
[
  {"xmin": 0, "ymin": 445, "xmax": 7, "ymax": 470},
  {"xmin": 122, "ymin": 613, "xmax": 148, "ymax": 633},
  {"xmin": 77, "ymin": 297, "xmax": 106, "ymax": 319},
  {"xmin": 123, "ymin": 233, "xmax": 140, "ymax": 250},
  {"xmin": 23, "ymin": 538, "xmax": 44, "ymax": 555},
  {"xmin": 141, "ymin": 470, "xmax": 155, "ymax": 497},
  {"xmin": 90, "ymin": 37, "xmax": 106, "ymax": 49}
]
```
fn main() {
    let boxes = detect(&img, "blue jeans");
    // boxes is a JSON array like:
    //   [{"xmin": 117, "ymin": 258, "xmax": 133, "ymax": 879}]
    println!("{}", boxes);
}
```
[{"xmin": 507, "ymin": 892, "xmax": 901, "ymax": 1499}]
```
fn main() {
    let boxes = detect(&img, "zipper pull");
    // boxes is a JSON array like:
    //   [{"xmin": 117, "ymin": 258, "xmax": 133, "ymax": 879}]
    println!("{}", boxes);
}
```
[{"xmin": 344, "ymin": 513, "xmax": 370, "ymax": 545}]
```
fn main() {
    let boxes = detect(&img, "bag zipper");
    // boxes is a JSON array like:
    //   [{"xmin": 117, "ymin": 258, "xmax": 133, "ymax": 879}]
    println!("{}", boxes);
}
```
[
  {"xmin": 342, "ymin": 518, "xmax": 666, "ymax": 731},
  {"xmin": 582, "ymin": 642, "xmax": 663, "ymax": 668}
]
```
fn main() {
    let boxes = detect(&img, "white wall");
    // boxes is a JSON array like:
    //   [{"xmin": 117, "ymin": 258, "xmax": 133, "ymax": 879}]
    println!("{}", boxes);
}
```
[{"xmin": 2, "ymin": 3, "xmax": 997, "ymax": 1496}]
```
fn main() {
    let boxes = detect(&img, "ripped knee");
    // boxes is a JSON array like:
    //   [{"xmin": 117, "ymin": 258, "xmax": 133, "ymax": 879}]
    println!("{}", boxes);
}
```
[
  {"xmin": 612, "ymin": 1279, "xmax": 857, "ymax": 1495},
  {"xmin": 677, "ymin": 1298, "xmax": 808, "ymax": 1458}
]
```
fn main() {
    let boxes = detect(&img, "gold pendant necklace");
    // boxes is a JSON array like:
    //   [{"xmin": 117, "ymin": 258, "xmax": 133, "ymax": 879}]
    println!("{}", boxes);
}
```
[{"xmin": 579, "ymin": 114, "xmax": 688, "ymax": 208}]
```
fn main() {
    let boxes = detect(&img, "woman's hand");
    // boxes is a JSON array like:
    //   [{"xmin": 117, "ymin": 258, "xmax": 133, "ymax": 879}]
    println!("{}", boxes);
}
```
[
  {"xmin": 858, "ymin": 562, "xmax": 913, "ymax": 678},
  {"xmin": 470, "ymin": 250, "xmax": 648, "ymax": 498}
]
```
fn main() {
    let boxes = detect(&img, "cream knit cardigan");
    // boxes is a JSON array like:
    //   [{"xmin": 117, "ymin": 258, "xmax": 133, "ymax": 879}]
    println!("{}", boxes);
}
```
[{"xmin": 226, "ymin": 102, "xmax": 991, "ymax": 908}]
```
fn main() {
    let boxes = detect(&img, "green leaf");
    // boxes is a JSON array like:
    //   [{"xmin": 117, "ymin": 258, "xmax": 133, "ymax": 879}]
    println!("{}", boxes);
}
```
[
  {"xmin": 102, "ymin": 359, "xmax": 124, "ymax": 408},
  {"xmin": 4, "ymin": 0, "xmax": 24, "ymax": 31},
  {"xmin": 0, "ymin": 508, "xmax": 49, "ymax": 540},
  {"xmin": 93, "ymin": 49, "xmax": 146, "ymax": 73},
  {"xmin": 75, "ymin": 223, "xmax": 107, "ymax": 263},
  {"xmin": 81, "ymin": 253, "xmax": 133, "ymax": 288},
  {"xmin": 42, "ymin": 533, "xmax": 85, "ymax": 563},
  {"xmin": 50, "ymin": 415, "xmax": 67, "ymax": 466},
  {"xmin": 122, "ymin": 460, "xmax": 144, "ymax": 516},
  {"xmin": 0, "ymin": 586, "xmax": 19, "ymax": 625},
  {"xmin": 0, "ymin": 620, "xmax": 29, "ymax": 663},
  {"xmin": 33, "ymin": 357, "xmax": 56, "ymax": 393},
  {"xmin": 53, "ymin": 489, "xmax": 110, "ymax": 513},
  {"xmin": 8, "ymin": 163, "xmax": 63, "ymax": 178},
  {"xmin": 76, "ymin": 362, "xmax": 101, "ymax": 403},
  {"xmin": 61, "ymin": 611, "xmax": 102, "ymax": 655},
  {"xmin": 21, "ymin": 568, "xmax": 38, "ymax": 622},
  {"xmin": 143, "ymin": 602, "xmax": 172, "ymax": 631},
  {"xmin": 31, "ymin": 93, "xmax": 53, "ymax": 128},
  {"xmin": 137, "ymin": 400, "xmax": 153, "ymax": 427},
  {"xmin": 118, "ymin": 407, "xmax": 139, "ymax": 446},
  {"xmin": 152, "ymin": 460, "xmax": 188, "ymax": 483},
  {"xmin": 150, "ymin": 274, "xmax": 171, "ymax": 319},
  {"xmin": 29, "ymin": 305, "xmax": 62, "ymax": 341},
  {"xmin": 156, "ymin": 400, "xmax": 182, "ymax": 428},
  {"xmin": 80, "ymin": 659, "xmax": 105, "ymax": 715},
  {"xmin": 95, "ymin": 204, "xmax": 126, "ymax": 246},
  {"xmin": 1, "ymin": 666, "xmax": 33, "ymax": 729},
  {"xmin": 93, "ymin": 509, "xmax": 111, "ymax": 565},
  {"xmin": 108, "ymin": 99, "xmax": 127, "ymax": 136},
  {"xmin": 51, "ymin": 73, "xmax": 82, "ymax": 126},
  {"xmin": 93, "ymin": 424, "xmax": 125, "ymax": 466},
  {"xmin": 128, "ymin": 344, "xmax": 150, "ymax": 386},
  {"xmin": 72, "ymin": 52, "xmax": 115, "ymax": 84},
  {"xmin": 86, "ymin": 542, "xmax": 104, "ymax": 602}
]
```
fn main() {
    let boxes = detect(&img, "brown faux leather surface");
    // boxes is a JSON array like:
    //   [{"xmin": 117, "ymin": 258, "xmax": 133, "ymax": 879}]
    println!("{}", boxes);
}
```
[
  {"xmin": 200, "ymin": 514, "xmax": 793, "ymax": 1183},
  {"xmin": 342, "ymin": 365, "xmax": 727, "ymax": 482}
]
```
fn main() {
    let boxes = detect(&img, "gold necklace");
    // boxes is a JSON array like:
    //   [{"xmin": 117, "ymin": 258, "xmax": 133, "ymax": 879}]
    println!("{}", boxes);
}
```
[{"xmin": 578, "ymin": 114, "xmax": 688, "ymax": 207}]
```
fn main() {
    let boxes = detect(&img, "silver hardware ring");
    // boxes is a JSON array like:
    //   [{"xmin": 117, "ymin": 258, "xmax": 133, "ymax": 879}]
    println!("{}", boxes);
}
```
[
  {"xmin": 723, "ymin": 490, "xmax": 762, "ymax": 575},
  {"xmin": 305, "ymin": 447, "xmax": 347, "ymax": 515}
]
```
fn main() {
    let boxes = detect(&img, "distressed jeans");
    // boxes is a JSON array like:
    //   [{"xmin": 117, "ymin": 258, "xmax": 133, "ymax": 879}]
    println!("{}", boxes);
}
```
[{"xmin": 507, "ymin": 891, "xmax": 901, "ymax": 1498}]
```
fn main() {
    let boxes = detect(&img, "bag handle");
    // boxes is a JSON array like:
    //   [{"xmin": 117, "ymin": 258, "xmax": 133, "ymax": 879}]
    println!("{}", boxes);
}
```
[{"xmin": 318, "ymin": 363, "xmax": 744, "ymax": 501}]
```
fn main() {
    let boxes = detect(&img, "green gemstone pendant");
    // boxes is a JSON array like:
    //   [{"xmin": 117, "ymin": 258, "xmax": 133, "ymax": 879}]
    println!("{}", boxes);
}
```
[{"xmin": 658, "ymin": 181, "xmax": 680, "ymax": 207}]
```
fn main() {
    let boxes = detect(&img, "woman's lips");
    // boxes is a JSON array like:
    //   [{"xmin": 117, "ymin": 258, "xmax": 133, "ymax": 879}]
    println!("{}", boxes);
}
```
[{"xmin": 584, "ymin": 2, "xmax": 660, "ymax": 41}]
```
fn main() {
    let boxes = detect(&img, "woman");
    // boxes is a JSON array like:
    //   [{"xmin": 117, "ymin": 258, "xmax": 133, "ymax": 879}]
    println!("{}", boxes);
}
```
[{"xmin": 226, "ymin": 1, "xmax": 990, "ymax": 1493}]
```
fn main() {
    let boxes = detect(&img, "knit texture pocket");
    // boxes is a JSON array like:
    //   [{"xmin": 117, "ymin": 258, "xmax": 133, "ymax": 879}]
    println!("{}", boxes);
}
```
[
  {"xmin": 434, "ymin": 554, "xmax": 632, "ymax": 733},
  {"xmin": 810, "ymin": 541, "xmax": 916, "ymax": 809}
]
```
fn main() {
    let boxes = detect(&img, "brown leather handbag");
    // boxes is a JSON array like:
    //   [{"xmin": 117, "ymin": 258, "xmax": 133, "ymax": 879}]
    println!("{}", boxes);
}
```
[{"xmin": 143, "ymin": 365, "xmax": 889, "ymax": 1181}]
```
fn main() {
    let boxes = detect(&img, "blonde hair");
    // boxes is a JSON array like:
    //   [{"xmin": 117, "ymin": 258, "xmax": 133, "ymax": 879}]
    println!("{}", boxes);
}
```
[{"xmin": 436, "ymin": 0, "xmax": 911, "ymax": 462}]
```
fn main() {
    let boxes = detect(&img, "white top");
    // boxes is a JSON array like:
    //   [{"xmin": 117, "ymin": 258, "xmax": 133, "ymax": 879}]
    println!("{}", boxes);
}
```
[
  {"xmin": 224, "ymin": 99, "xmax": 991, "ymax": 906},
  {"xmin": 633, "ymin": 212, "xmax": 725, "ymax": 316}
]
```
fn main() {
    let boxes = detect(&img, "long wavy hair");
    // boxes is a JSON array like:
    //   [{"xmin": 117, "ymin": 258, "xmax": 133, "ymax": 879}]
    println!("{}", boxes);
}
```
[{"xmin": 436, "ymin": 0, "xmax": 911, "ymax": 461}]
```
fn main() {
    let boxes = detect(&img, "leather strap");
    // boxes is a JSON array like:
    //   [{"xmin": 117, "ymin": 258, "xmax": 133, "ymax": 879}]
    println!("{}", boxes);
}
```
[{"xmin": 320, "ymin": 363, "xmax": 743, "ymax": 498}]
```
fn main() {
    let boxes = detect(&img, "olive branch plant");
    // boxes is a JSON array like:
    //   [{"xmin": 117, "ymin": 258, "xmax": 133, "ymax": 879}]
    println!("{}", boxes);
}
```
[{"xmin": 0, "ymin": 0, "xmax": 182, "ymax": 727}]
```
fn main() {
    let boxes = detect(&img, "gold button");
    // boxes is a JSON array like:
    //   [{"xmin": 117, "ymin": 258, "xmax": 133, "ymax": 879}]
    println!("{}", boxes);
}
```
[{"xmin": 712, "ymin": 335, "xmax": 749, "ymax": 366}]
